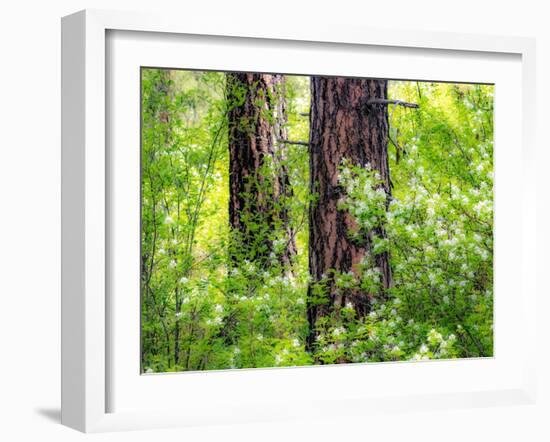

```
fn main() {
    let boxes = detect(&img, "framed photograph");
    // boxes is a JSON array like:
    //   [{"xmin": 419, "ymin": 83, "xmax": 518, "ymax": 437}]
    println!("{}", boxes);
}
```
[{"xmin": 61, "ymin": 9, "xmax": 537, "ymax": 433}]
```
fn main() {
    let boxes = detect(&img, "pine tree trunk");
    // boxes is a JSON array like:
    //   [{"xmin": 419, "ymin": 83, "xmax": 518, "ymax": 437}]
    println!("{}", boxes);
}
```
[
  {"xmin": 226, "ymin": 73, "xmax": 296, "ymax": 269},
  {"xmin": 306, "ymin": 77, "xmax": 392, "ymax": 351}
]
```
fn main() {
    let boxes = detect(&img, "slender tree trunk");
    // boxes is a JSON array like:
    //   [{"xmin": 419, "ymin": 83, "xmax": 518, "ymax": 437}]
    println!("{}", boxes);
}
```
[
  {"xmin": 306, "ymin": 77, "xmax": 392, "ymax": 351},
  {"xmin": 226, "ymin": 73, "xmax": 296, "ymax": 269},
  {"xmin": 155, "ymin": 70, "xmax": 183, "ymax": 370},
  {"xmin": 174, "ymin": 289, "xmax": 181, "ymax": 367}
]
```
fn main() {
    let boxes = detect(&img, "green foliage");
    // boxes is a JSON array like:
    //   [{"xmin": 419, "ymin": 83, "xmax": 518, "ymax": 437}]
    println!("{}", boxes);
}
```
[{"xmin": 141, "ymin": 69, "xmax": 493, "ymax": 373}]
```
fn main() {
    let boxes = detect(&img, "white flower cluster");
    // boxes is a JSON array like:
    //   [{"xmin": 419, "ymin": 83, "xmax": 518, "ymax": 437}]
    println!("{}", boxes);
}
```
[{"xmin": 338, "ymin": 162, "xmax": 388, "ymax": 232}]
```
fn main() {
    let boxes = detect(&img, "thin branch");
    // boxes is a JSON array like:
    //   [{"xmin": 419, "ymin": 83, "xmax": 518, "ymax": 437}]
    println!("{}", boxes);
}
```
[
  {"xmin": 366, "ymin": 98, "xmax": 419, "ymax": 109},
  {"xmin": 388, "ymin": 134, "xmax": 401, "ymax": 151},
  {"xmin": 277, "ymin": 138, "xmax": 309, "ymax": 147}
]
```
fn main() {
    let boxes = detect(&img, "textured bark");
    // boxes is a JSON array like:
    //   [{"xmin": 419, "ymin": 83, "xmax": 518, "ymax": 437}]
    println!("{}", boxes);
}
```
[
  {"xmin": 307, "ymin": 77, "xmax": 392, "ymax": 350},
  {"xmin": 226, "ymin": 73, "xmax": 296, "ymax": 269}
]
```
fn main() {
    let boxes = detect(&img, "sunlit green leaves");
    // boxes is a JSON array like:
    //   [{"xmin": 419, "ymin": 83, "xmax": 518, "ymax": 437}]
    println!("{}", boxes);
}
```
[{"xmin": 141, "ymin": 71, "xmax": 494, "ymax": 373}]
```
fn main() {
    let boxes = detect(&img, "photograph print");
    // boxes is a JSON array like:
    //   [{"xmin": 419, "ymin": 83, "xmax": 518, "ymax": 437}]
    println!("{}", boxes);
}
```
[{"xmin": 140, "ymin": 68, "xmax": 493, "ymax": 373}]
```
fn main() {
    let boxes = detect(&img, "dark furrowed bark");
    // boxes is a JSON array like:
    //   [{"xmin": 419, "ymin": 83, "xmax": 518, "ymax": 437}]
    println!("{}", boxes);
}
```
[
  {"xmin": 226, "ymin": 73, "xmax": 296, "ymax": 269},
  {"xmin": 307, "ymin": 76, "xmax": 392, "ymax": 352}
]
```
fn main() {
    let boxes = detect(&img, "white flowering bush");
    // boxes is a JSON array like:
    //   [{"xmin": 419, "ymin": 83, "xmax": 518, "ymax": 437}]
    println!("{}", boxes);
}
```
[{"xmin": 312, "ymin": 82, "xmax": 493, "ymax": 364}]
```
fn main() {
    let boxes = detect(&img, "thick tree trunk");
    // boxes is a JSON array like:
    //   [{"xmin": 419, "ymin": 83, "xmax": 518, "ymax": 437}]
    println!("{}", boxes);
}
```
[
  {"xmin": 306, "ymin": 77, "xmax": 392, "ymax": 351},
  {"xmin": 226, "ymin": 73, "xmax": 296, "ymax": 269}
]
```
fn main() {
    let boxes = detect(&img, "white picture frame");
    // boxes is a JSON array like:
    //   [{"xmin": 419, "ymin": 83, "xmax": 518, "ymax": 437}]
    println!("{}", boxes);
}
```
[{"xmin": 61, "ymin": 9, "xmax": 537, "ymax": 433}]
